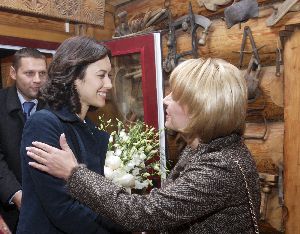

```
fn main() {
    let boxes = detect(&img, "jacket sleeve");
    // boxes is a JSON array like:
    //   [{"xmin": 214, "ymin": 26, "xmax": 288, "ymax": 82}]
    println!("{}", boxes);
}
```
[
  {"xmin": 67, "ymin": 158, "xmax": 236, "ymax": 231},
  {"xmin": 0, "ymin": 146, "xmax": 21, "ymax": 204},
  {"xmin": 21, "ymin": 112, "xmax": 109, "ymax": 234}
]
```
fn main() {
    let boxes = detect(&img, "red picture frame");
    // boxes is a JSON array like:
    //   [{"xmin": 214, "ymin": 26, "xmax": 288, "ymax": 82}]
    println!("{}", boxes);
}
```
[{"xmin": 103, "ymin": 34, "xmax": 159, "ymax": 128}]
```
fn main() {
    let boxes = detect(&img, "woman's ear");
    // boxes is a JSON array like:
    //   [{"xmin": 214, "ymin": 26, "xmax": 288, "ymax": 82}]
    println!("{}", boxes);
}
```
[{"xmin": 74, "ymin": 78, "xmax": 83, "ymax": 88}]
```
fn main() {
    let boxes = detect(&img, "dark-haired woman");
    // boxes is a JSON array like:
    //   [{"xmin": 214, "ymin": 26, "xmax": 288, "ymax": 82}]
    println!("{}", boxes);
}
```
[{"xmin": 17, "ymin": 36, "xmax": 127, "ymax": 234}]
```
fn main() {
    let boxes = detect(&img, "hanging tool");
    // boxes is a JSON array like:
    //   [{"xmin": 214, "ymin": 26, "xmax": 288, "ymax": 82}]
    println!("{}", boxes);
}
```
[
  {"xmin": 266, "ymin": 0, "xmax": 299, "ymax": 26},
  {"xmin": 245, "ymin": 55, "xmax": 261, "ymax": 102},
  {"xmin": 235, "ymin": 26, "xmax": 265, "ymax": 103},
  {"xmin": 224, "ymin": 0, "xmax": 259, "ymax": 29},
  {"xmin": 276, "ymin": 47, "xmax": 283, "ymax": 77},
  {"xmin": 259, "ymin": 172, "xmax": 278, "ymax": 221},
  {"xmin": 237, "ymin": 26, "xmax": 263, "ymax": 68},
  {"xmin": 163, "ymin": 2, "xmax": 212, "ymax": 73}
]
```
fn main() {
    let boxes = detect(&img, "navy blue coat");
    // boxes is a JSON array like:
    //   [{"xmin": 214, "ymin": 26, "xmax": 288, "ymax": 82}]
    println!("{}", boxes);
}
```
[{"xmin": 17, "ymin": 107, "xmax": 124, "ymax": 234}]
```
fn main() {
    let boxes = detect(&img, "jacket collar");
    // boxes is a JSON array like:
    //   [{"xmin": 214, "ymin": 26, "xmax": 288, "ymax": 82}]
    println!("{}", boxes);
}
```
[
  {"xmin": 50, "ymin": 106, "xmax": 80, "ymax": 123},
  {"xmin": 6, "ymin": 85, "xmax": 22, "ymax": 114},
  {"xmin": 187, "ymin": 133, "xmax": 241, "ymax": 155},
  {"xmin": 174, "ymin": 134, "xmax": 242, "ymax": 173},
  {"xmin": 167, "ymin": 134, "xmax": 243, "ymax": 186}
]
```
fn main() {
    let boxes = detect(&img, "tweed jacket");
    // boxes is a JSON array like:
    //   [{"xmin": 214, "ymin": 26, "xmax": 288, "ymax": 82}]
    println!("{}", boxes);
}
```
[
  {"xmin": 67, "ymin": 134, "xmax": 261, "ymax": 233},
  {"xmin": 17, "ymin": 107, "xmax": 127, "ymax": 234}
]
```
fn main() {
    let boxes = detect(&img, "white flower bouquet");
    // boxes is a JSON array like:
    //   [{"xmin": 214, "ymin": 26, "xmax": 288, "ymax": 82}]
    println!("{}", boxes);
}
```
[{"xmin": 99, "ymin": 117, "xmax": 163, "ymax": 193}]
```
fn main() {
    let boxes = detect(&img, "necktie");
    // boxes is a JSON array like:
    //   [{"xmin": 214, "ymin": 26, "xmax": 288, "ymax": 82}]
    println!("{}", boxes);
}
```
[{"xmin": 23, "ymin": 102, "xmax": 35, "ymax": 120}]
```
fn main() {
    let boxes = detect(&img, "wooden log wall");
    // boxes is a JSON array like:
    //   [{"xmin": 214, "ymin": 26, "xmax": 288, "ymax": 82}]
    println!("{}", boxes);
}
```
[
  {"xmin": 117, "ymin": 0, "xmax": 300, "ymax": 66},
  {"xmin": 115, "ymin": 0, "xmax": 300, "ymax": 233}
]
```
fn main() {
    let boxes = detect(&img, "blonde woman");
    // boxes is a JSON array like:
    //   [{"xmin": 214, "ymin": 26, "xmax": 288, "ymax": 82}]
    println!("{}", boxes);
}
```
[{"xmin": 26, "ymin": 58, "xmax": 260, "ymax": 233}]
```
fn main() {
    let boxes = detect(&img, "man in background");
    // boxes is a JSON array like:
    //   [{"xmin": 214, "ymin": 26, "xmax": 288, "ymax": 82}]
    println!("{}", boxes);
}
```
[{"xmin": 0, "ymin": 48, "xmax": 47, "ymax": 233}]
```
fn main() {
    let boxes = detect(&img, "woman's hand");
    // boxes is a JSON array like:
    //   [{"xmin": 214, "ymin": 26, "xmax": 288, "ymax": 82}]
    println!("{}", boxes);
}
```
[{"xmin": 27, "ymin": 133, "xmax": 78, "ymax": 180}]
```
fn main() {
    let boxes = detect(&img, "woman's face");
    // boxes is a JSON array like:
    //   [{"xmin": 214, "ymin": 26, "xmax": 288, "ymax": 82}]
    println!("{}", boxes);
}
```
[
  {"xmin": 163, "ymin": 92, "xmax": 190, "ymax": 132},
  {"xmin": 75, "ymin": 55, "xmax": 112, "ymax": 110}
]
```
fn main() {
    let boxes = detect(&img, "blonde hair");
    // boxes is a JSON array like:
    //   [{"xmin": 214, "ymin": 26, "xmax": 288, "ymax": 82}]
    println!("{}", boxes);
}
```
[{"xmin": 170, "ymin": 58, "xmax": 247, "ymax": 143}]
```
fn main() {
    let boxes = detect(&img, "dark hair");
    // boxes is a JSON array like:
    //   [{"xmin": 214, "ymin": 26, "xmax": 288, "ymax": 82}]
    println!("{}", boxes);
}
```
[
  {"xmin": 12, "ymin": 48, "xmax": 46, "ymax": 70},
  {"xmin": 41, "ymin": 36, "xmax": 111, "ymax": 113}
]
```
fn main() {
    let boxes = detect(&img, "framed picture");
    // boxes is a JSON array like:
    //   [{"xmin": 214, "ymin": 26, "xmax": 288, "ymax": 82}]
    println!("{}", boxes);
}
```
[
  {"xmin": 103, "ymin": 33, "xmax": 164, "ymax": 128},
  {"xmin": 103, "ymin": 33, "xmax": 167, "ymax": 179}
]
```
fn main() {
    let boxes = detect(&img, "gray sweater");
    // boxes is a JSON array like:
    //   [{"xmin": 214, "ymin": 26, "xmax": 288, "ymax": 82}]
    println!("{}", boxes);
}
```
[{"xmin": 67, "ymin": 134, "xmax": 260, "ymax": 233}]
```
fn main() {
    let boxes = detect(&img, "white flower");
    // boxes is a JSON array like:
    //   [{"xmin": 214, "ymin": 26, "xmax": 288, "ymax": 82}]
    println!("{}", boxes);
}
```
[
  {"xmin": 131, "ymin": 154, "xmax": 142, "ymax": 165},
  {"xmin": 114, "ymin": 148, "xmax": 122, "ymax": 157},
  {"xmin": 125, "ymin": 161, "xmax": 135, "ymax": 171},
  {"xmin": 139, "ymin": 152, "xmax": 146, "ymax": 160},
  {"xmin": 132, "ymin": 168, "xmax": 140, "ymax": 176},
  {"xmin": 114, "ymin": 173, "xmax": 135, "ymax": 188},
  {"xmin": 109, "ymin": 135, "xmax": 114, "ymax": 143},
  {"xmin": 106, "ymin": 151, "xmax": 114, "ymax": 158},
  {"xmin": 135, "ymin": 180, "xmax": 149, "ymax": 190},
  {"xmin": 104, "ymin": 166, "xmax": 114, "ymax": 180},
  {"xmin": 105, "ymin": 155, "xmax": 121, "ymax": 170},
  {"xmin": 111, "ymin": 168, "xmax": 126, "ymax": 179},
  {"xmin": 119, "ymin": 130, "xmax": 128, "ymax": 141}
]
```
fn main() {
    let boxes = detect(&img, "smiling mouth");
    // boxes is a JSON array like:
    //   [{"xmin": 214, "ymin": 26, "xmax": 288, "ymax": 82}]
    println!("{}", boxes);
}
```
[{"xmin": 97, "ymin": 91, "xmax": 107, "ymax": 97}]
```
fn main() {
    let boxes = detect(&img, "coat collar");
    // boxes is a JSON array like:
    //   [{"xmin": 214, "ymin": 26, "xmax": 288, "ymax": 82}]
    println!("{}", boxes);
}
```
[
  {"xmin": 50, "ymin": 107, "xmax": 96, "ymax": 134},
  {"xmin": 50, "ymin": 106, "xmax": 82, "ymax": 123},
  {"xmin": 6, "ymin": 85, "xmax": 22, "ymax": 114},
  {"xmin": 187, "ymin": 133, "xmax": 242, "ymax": 155},
  {"xmin": 173, "ymin": 134, "xmax": 242, "ymax": 178}
]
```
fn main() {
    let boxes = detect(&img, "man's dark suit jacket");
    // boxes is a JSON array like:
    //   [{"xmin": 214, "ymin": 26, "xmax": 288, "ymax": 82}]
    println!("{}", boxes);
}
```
[{"xmin": 0, "ymin": 85, "xmax": 44, "ymax": 232}]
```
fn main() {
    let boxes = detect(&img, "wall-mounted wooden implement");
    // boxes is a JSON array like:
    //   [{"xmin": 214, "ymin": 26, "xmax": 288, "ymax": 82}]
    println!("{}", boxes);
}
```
[
  {"xmin": 163, "ymin": 2, "xmax": 212, "ymax": 73},
  {"xmin": 266, "ymin": 0, "xmax": 299, "ymax": 26}
]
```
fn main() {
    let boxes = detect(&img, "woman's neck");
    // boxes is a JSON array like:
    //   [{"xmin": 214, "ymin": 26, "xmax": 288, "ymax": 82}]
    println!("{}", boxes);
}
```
[
  {"xmin": 188, "ymin": 138, "xmax": 200, "ymax": 149},
  {"xmin": 76, "ymin": 105, "xmax": 88, "ymax": 120}
]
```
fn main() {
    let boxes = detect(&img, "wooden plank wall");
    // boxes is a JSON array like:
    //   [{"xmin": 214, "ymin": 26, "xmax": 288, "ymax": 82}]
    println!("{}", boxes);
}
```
[
  {"xmin": 284, "ymin": 28, "xmax": 300, "ymax": 234},
  {"xmin": 0, "ymin": 3, "xmax": 116, "ymax": 91},
  {"xmin": 115, "ymin": 0, "xmax": 300, "ymax": 233},
  {"xmin": 0, "ymin": 3, "xmax": 116, "ymax": 42}
]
